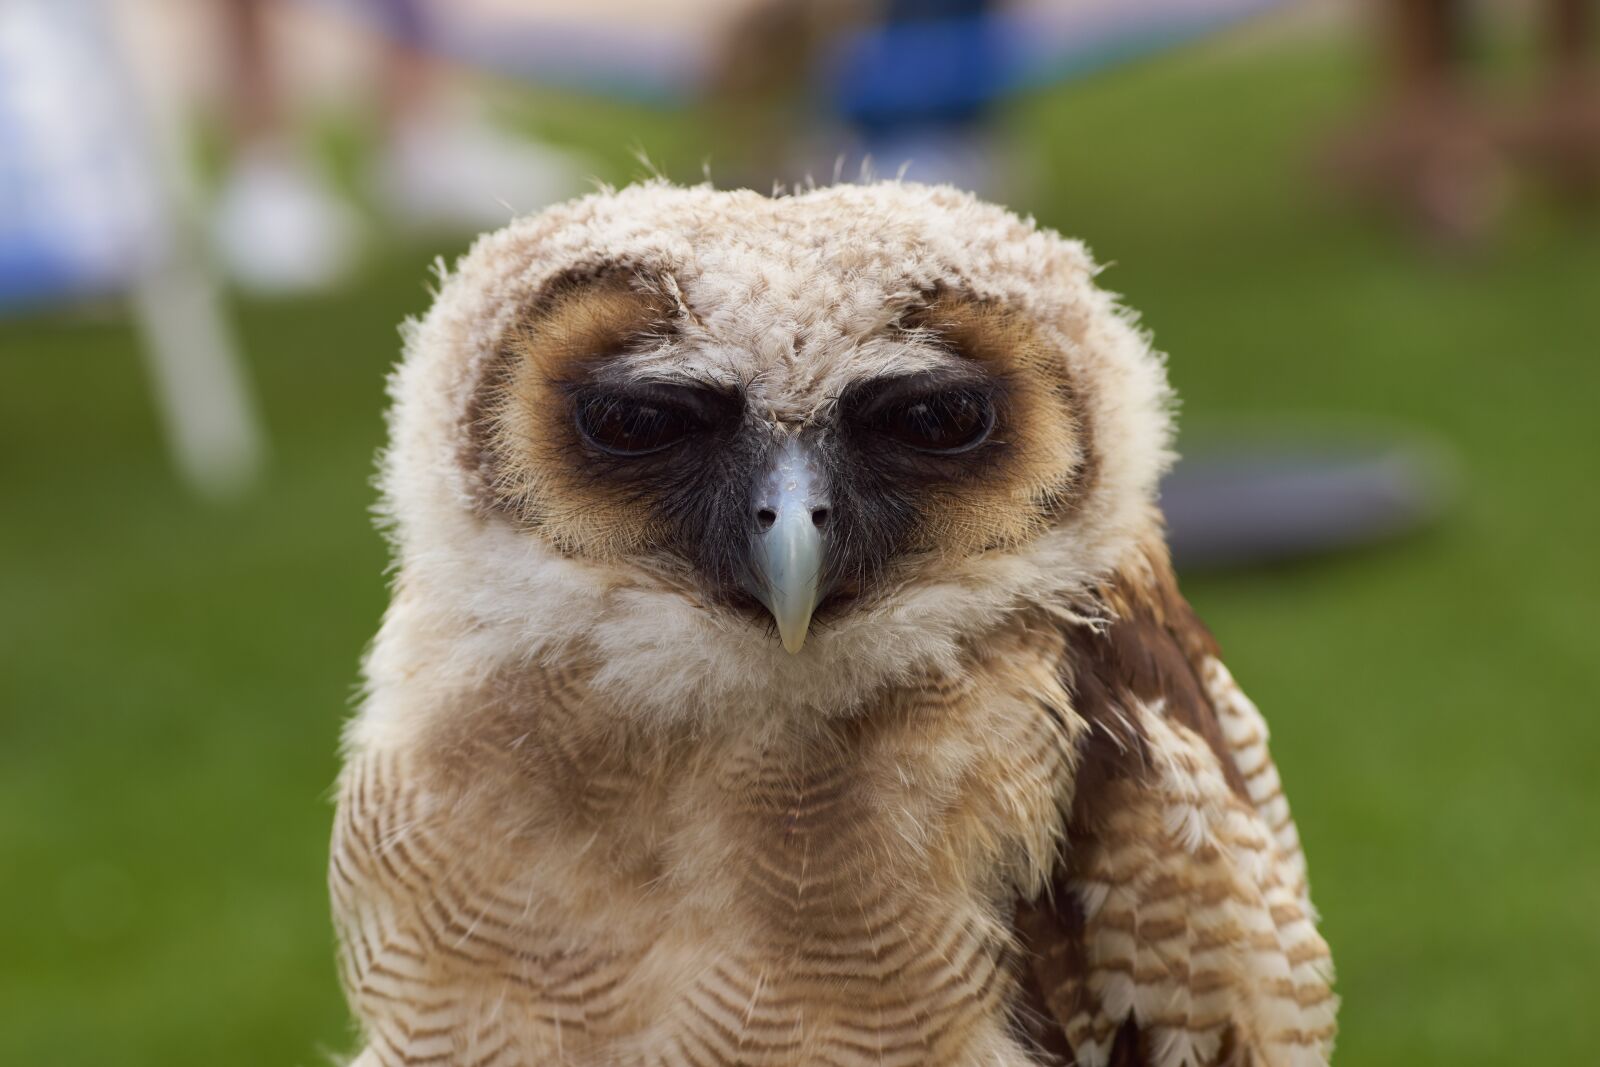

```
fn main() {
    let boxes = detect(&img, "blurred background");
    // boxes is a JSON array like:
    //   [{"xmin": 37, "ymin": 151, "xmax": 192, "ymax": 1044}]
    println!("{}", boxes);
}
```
[{"xmin": 1, "ymin": 0, "xmax": 1596, "ymax": 1064}]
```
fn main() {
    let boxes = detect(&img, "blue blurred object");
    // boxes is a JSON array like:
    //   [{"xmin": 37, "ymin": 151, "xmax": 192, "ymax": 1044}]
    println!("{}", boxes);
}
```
[
  {"xmin": 826, "ymin": 0, "xmax": 1006, "ymax": 134},
  {"xmin": 301, "ymin": 0, "xmax": 1299, "ymax": 107},
  {"xmin": 0, "ymin": 239, "xmax": 100, "ymax": 309},
  {"xmin": 820, "ymin": 0, "xmax": 1006, "ymax": 190},
  {"xmin": 0, "ymin": 0, "xmax": 167, "ymax": 310},
  {"xmin": 824, "ymin": 0, "xmax": 1298, "ymax": 130}
]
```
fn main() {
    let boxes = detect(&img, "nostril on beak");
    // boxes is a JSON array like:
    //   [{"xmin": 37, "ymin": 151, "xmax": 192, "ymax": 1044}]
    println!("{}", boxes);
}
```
[{"xmin": 748, "ymin": 436, "xmax": 829, "ymax": 653}]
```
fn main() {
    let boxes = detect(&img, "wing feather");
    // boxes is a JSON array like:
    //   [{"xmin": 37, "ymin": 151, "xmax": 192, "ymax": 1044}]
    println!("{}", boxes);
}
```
[{"xmin": 1016, "ymin": 547, "xmax": 1336, "ymax": 1067}]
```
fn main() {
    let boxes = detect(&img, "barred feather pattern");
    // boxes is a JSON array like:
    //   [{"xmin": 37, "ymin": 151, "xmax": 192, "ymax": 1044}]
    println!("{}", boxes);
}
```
[
  {"xmin": 332, "ymin": 619, "xmax": 1087, "ymax": 1067},
  {"xmin": 1052, "ymin": 698, "xmax": 1337, "ymax": 1067},
  {"xmin": 332, "ymin": 573, "xmax": 1338, "ymax": 1067},
  {"xmin": 1200, "ymin": 659, "xmax": 1310, "ymax": 913}
]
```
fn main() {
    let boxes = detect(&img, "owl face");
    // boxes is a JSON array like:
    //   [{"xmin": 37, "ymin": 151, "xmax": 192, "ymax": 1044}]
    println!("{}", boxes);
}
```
[
  {"xmin": 381, "ymin": 182, "xmax": 1173, "ymax": 719},
  {"xmin": 476, "ymin": 273, "xmax": 1088, "ymax": 653}
]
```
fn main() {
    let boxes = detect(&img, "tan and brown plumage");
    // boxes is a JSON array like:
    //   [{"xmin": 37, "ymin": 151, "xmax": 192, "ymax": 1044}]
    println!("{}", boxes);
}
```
[{"xmin": 333, "ymin": 181, "xmax": 1335, "ymax": 1066}]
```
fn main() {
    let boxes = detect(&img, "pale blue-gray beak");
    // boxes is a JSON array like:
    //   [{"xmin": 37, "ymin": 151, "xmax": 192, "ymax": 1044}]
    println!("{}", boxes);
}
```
[{"xmin": 751, "ymin": 436, "xmax": 830, "ymax": 653}]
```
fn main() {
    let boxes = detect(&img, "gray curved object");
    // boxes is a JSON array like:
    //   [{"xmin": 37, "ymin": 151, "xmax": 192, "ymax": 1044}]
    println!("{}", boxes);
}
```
[{"xmin": 1162, "ymin": 435, "xmax": 1456, "ymax": 571}]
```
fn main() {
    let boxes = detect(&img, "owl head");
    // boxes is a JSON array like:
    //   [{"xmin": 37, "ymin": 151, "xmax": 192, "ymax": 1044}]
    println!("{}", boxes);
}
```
[{"xmin": 373, "ymin": 182, "xmax": 1174, "ymax": 723}]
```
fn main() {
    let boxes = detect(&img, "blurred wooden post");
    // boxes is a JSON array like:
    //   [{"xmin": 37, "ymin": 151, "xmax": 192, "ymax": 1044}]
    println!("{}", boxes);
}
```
[
  {"xmin": 1324, "ymin": 0, "xmax": 1502, "ymax": 242},
  {"xmin": 1547, "ymin": 0, "xmax": 1593, "ymax": 80},
  {"xmin": 1328, "ymin": 0, "xmax": 1600, "ymax": 238},
  {"xmin": 1505, "ymin": 0, "xmax": 1600, "ymax": 196},
  {"xmin": 1390, "ymin": 0, "xmax": 1464, "ymax": 101}
]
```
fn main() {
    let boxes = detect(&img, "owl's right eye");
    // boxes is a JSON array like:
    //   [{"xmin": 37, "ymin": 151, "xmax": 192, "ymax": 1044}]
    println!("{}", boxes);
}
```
[{"xmin": 573, "ymin": 388, "xmax": 711, "ymax": 456}]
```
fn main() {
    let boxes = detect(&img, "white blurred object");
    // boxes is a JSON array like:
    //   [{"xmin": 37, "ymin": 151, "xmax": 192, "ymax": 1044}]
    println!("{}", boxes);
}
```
[
  {"xmin": 375, "ymin": 109, "xmax": 588, "ymax": 231},
  {"xmin": 213, "ymin": 145, "xmax": 361, "ymax": 295},
  {"xmin": 0, "ymin": 0, "xmax": 264, "ymax": 498},
  {"xmin": 128, "ymin": 266, "xmax": 265, "ymax": 497},
  {"xmin": 0, "ymin": 0, "xmax": 166, "ymax": 299}
]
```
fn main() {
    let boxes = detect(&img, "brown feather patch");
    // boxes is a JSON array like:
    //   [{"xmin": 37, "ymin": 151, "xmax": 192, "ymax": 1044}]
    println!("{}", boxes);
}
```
[
  {"xmin": 1059, "ymin": 541, "xmax": 1248, "ymax": 813},
  {"xmin": 1013, "ymin": 543, "xmax": 1333, "ymax": 1067},
  {"xmin": 898, "ymin": 291, "xmax": 1095, "ymax": 555},
  {"xmin": 471, "ymin": 267, "xmax": 679, "ymax": 557}
]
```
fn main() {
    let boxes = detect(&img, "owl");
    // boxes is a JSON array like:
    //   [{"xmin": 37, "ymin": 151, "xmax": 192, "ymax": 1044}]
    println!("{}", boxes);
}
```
[{"xmin": 331, "ymin": 181, "xmax": 1336, "ymax": 1067}]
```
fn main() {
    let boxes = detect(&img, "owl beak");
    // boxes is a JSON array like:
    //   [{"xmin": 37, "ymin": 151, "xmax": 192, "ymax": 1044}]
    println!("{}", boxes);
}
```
[{"xmin": 751, "ymin": 436, "xmax": 829, "ymax": 654}]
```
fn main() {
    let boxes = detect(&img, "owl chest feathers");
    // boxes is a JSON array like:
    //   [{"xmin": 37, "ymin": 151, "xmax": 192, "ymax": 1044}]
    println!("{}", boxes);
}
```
[{"xmin": 333, "ymin": 615, "xmax": 1086, "ymax": 1066}]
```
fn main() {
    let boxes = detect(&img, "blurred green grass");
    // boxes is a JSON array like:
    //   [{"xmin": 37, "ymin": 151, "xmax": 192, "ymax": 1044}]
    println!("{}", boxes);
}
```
[{"xmin": 2, "ymin": 27, "xmax": 1597, "ymax": 1067}]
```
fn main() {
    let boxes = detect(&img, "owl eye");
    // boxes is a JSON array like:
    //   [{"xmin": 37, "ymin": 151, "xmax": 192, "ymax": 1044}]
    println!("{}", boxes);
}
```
[
  {"xmin": 872, "ymin": 388, "xmax": 996, "ymax": 454},
  {"xmin": 575, "ymin": 391, "xmax": 705, "ymax": 456}
]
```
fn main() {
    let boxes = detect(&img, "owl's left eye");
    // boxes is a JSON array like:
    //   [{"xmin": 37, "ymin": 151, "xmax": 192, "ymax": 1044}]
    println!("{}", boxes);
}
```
[
  {"xmin": 573, "ymin": 387, "xmax": 715, "ymax": 456},
  {"xmin": 866, "ymin": 387, "xmax": 996, "ymax": 455}
]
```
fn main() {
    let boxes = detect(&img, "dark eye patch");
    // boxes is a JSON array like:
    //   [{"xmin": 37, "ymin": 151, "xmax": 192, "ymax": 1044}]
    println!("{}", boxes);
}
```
[
  {"xmin": 867, "ymin": 388, "xmax": 995, "ymax": 454},
  {"xmin": 843, "ymin": 371, "xmax": 999, "ymax": 456},
  {"xmin": 557, "ymin": 377, "xmax": 766, "ymax": 596},
  {"xmin": 571, "ymin": 382, "xmax": 740, "ymax": 457}
]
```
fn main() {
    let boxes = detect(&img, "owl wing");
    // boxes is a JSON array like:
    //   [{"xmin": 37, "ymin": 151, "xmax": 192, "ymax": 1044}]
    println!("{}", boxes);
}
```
[{"xmin": 1015, "ymin": 552, "xmax": 1337, "ymax": 1067}]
